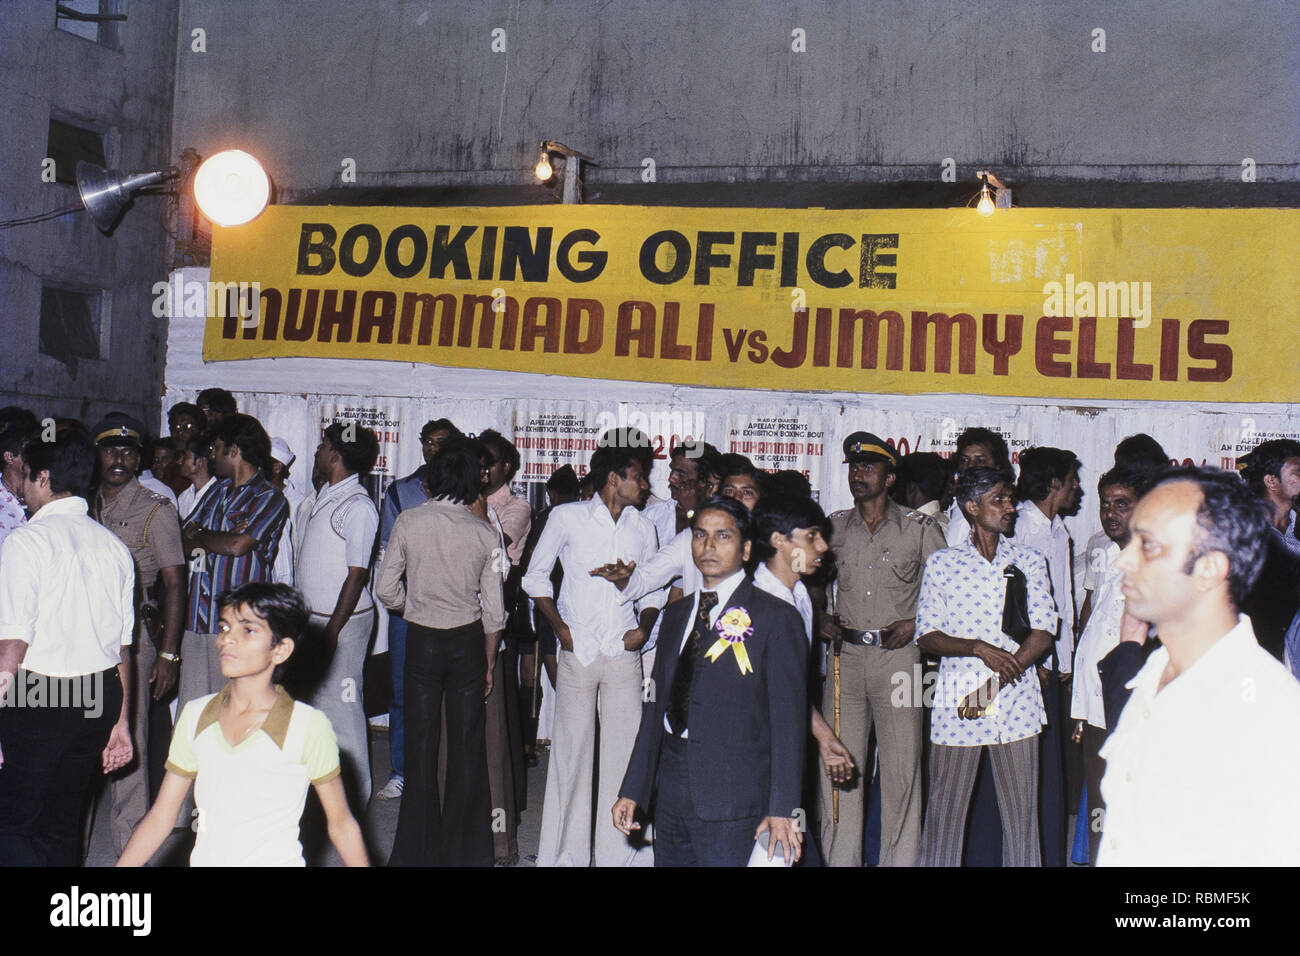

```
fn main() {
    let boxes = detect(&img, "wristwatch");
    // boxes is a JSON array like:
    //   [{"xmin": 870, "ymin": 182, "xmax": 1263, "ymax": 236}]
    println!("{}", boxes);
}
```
[{"xmin": 158, "ymin": 651, "xmax": 181, "ymax": 663}]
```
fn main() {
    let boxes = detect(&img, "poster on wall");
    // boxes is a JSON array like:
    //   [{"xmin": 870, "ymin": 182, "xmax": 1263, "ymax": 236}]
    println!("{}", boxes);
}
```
[
  {"xmin": 726, "ymin": 409, "xmax": 830, "ymax": 501},
  {"xmin": 318, "ymin": 399, "xmax": 408, "ymax": 507}
]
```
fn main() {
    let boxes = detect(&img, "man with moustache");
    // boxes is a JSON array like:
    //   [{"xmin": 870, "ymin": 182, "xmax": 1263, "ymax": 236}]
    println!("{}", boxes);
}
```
[
  {"xmin": 613, "ymin": 495, "xmax": 808, "ymax": 866},
  {"xmin": 1069, "ymin": 465, "xmax": 1153, "ymax": 864},
  {"xmin": 819, "ymin": 432, "xmax": 945, "ymax": 867},
  {"xmin": 1098, "ymin": 467, "xmax": 1300, "ymax": 865},
  {"xmin": 944, "ymin": 428, "xmax": 1014, "ymax": 547},
  {"xmin": 1239, "ymin": 439, "xmax": 1300, "ymax": 661},
  {"xmin": 916, "ymin": 467, "xmax": 1058, "ymax": 866},
  {"xmin": 87, "ymin": 415, "xmax": 187, "ymax": 855}
]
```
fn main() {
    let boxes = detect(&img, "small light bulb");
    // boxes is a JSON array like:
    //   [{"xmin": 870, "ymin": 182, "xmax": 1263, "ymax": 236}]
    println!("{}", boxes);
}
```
[
  {"xmin": 976, "ymin": 184, "xmax": 995, "ymax": 217},
  {"xmin": 535, "ymin": 153, "xmax": 553, "ymax": 181}
]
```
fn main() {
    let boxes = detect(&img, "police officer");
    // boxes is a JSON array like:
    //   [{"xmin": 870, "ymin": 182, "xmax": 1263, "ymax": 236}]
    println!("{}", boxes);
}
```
[
  {"xmin": 88, "ymin": 413, "xmax": 187, "ymax": 856},
  {"xmin": 820, "ymin": 431, "xmax": 946, "ymax": 867}
]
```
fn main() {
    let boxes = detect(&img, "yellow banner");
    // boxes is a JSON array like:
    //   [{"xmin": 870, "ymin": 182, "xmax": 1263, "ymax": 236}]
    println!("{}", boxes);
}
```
[{"xmin": 202, "ymin": 205, "xmax": 1298, "ymax": 402}]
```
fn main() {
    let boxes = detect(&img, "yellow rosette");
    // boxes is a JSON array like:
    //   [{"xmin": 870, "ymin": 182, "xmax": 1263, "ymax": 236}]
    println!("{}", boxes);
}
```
[{"xmin": 705, "ymin": 607, "xmax": 755, "ymax": 675}]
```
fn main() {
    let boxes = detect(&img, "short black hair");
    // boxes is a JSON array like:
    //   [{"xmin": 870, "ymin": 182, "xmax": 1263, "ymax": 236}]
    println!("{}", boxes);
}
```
[
  {"xmin": 184, "ymin": 435, "xmax": 213, "ymax": 459},
  {"xmin": 717, "ymin": 453, "xmax": 761, "ymax": 486},
  {"xmin": 765, "ymin": 470, "xmax": 813, "ymax": 500},
  {"xmin": 893, "ymin": 451, "xmax": 949, "ymax": 506},
  {"xmin": 597, "ymin": 427, "xmax": 654, "ymax": 479},
  {"xmin": 423, "ymin": 442, "xmax": 483, "ymax": 505},
  {"xmin": 0, "ymin": 407, "xmax": 39, "ymax": 458},
  {"xmin": 546, "ymin": 464, "xmax": 580, "ymax": 497},
  {"xmin": 589, "ymin": 430, "xmax": 645, "ymax": 492},
  {"xmin": 955, "ymin": 427, "xmax": 1012, "ymax": 471},
  {"xmin": 196, "ymin": 388, "xmax": 237, "ymax": 415},
  {"xmin": 1114, "ymin": 433, "xmax": 1168, "ymax": 472},
  {"xmin": 1156, "ymin": 466, "xmax": 1271, "ymax": 607},
  {"xmin": 691, "ymin": 494, "xmax": 752, "ymax": 541},
  {"xmin": 420, "ymin": 418, "xmax": 462, "ymax": 443},
  {"xmin": 751, "ymin": 495, "xmax": 827, "ymax": 563},
  {"xmin": 1097, "ymin": 464, "xmax": 1155, "ymax": 499},
  {"xmin": 167, "ymin": 402, "xmax": 204, "ymax": 428},
  {"xmin": 1015, "ymin": 446, "xmax": 1081, "ymax": 504},
  {"xmin": 217, "ymin": 582, "xmax": 309, "ymax": 682},
  {"xmin": 22, "ymin": 430, "xmax": 96, "ymax": 498},
  {"xmin": 323, "ymin": 421, "xmax": 380, "ymax": 476},
  {"xmin": 1240, "ymin": 439, "xmax": 1300, "ymax": 497},
  {"xmin": 671, "ymin": 440, "xmax": 722, "ymax": 484},
  {"xmin": 956, "ymin": 466, "xmax": 1015, "ymax": 518},
  {"xmin": 215, "ymin": 413, "xmax": 272, "ymax": 473},
  {"xmin": 478, "ymin": 428, "xmax": 521, "ymax": 482}
]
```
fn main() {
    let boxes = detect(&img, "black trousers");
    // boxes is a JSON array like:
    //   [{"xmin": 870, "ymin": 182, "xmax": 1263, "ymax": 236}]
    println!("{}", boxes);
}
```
[
  {"xmin": 0, "ymin": 668, "xmax": 121, "ymax": 866},
  {"xmin": 389, "ymin": 621, "xmax": 492, "ymax": 867},
  {"xmin": 653, "ymin": 734, "xmax": 761, "ymax": 867}
]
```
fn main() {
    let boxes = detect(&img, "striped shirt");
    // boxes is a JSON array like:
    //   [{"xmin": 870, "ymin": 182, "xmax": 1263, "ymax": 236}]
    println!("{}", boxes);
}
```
[{"xmin": 186, "ymin": 473, "xmax": 289, "ymax": 633}]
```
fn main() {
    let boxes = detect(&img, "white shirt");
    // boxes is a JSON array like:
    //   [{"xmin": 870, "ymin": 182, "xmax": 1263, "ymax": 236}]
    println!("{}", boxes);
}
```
[
  {"xmin": 139, "ymin": 470, "xmax": 179, "ymax": 510},
  {"xmin": 1071, "ymin": 539, "xmax": 1125, "ymax": 728},
  {"xmin": 522, "ymin": 497, "xmax": 664, "ymax": 666},
  {"xmin": 1098, "ymin": 616, "xmax": 1300, "ymax": 866},
  {"xmin": 0, "ymin": 478, "xmax": 26, "ymax": 553},
  {"xmin": 0, "ymin": 496, "xmax": 134, "ymax": 676},
  {"xmin": 178, "ymin": 476, "xmax": 219, "ymax": 523},
  {"xmin": 754, "ymin": 562, "xmax": 814, "ymax": 644},
  {"xmin": 667, "ymin": 568, "xmax": 747, "ymax": 736},
  {"xmin": 1010, "ymin": 500, "xmax": 1075, "ymax": 673},
  {"xmin": 944, "ymin": 502, "xmax": 970, "ymax": 548},
  {"xmin": 167, "ymin": 687, "xmax": 341, "ymax": 867},
  {"xmin": 273, "ymin": 482, "xmax": 307, "ymax": 586},
  {"xmin": 294, "ymin": 474, "xmax": 378, "ymax": 614},
  {"xmin": 618, "ymin": 528, "xmax": 700, "ymax": 653},
  {"xmin": 639, "ymin": 496, "xmax": 679, "ymax": 652},
  {"xmin": 914, "ymin": 536, "xmax": 1058, "ymax": 746}
]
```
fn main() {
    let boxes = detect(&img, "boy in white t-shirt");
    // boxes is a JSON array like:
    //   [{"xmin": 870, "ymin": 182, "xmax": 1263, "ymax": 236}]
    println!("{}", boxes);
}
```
[{"xmin": 117, "ymin": 583, "xmax": 368, "ymax": 866}]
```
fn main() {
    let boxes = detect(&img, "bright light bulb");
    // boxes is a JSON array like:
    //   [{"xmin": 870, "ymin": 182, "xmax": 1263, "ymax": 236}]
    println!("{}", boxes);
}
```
[
  {"xmin": 194, "ymin": 150, "xmax": 270, "ymax": 226},
  {"xmin": 976, "ymin": 184, "xmax": 995, "ymax": 217},
  {"xmin": 535, "ymin": 153, "xmax": 554, "ymax": 180}
]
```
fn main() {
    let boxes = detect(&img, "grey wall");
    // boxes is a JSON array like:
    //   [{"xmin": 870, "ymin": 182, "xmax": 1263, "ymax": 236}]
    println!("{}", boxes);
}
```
[
  {"xmin": 0, "ymin": 0, "xmax": 179, "ymax": 426},
  {"xmin": 169, "ymin": 0, "xmax": 1298, "ymax": 200}
]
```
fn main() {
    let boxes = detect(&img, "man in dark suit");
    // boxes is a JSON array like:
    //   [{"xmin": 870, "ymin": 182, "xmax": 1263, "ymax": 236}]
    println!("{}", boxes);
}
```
[{"xmin": 613, "ymin": 495, "xmax": 808, "ymax": 866}]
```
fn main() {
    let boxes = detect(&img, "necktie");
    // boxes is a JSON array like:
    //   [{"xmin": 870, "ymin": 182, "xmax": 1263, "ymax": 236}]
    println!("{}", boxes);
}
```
[{"xmin": 667, "ymin": 590, "xmax": 719, "ymax": 735}]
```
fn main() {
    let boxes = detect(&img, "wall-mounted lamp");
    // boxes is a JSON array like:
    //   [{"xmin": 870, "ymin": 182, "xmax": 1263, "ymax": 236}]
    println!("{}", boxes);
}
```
[
  {"xmin": 974, "ymin": 170, "xmax": 1011, "ymax": 217},
  {"xmin": 74, "ymin": 149, "xmax": 271, "ymax": 234},
  {"xmin": 533, "ymin": 140, "xmax": 594, "ymax": 204}
]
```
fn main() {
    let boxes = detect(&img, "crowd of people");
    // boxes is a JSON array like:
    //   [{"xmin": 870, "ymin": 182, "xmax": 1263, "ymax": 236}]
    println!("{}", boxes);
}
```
[{"xmin": 1, "ymin": 390, "xmax": 1299, "ymax": 867}]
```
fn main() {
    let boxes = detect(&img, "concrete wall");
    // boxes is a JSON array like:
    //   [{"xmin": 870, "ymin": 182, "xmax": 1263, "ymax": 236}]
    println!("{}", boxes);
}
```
[
  {"xmin": 0, "ymin": 0, "xmax": 179, "ymax": 425},
  {"xmin": 169, "ymin": 0, "xmax": 1299, "ymax": 198}
]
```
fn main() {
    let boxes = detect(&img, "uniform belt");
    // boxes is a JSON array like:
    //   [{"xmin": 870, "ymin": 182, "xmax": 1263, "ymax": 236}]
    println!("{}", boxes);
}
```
[{"xmin": 841, "ymin": 628, "xmax": 884, "ymax": 647}]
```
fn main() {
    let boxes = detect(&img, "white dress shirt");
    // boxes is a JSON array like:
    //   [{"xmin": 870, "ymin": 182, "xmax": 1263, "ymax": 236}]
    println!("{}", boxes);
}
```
[
  {"xmin": 522, "ymin": 497, "xmax": 665, "ymax": 666},
  {"xmin": 914, "ymin": 536, "xmax": 1058, "ymax": 746},
  {"xmin": 0, "ymin": 496, "xmax": 134, "ymax": 676},
  {"xmin": 273, "ymin": 481, "xmax": 307, "ymax": 586},
  {"xmin": 1010, "ymin": 500, "xmax": 1075, "ymax": 673},
  {"xmin": 178, "ymin": 475, "xmax": 219, "ymax": 523},
  {"xmin": 294, "ymin": 474, "xmax": 378, "ymax": 614},
  {"xmin": 139, "ymin": 470, "xmax": 179, "ymax": 510},
  {"xmin": 1098, "ymin": 615, "xmax": 1300, "ymax": 866},
  {"xmin": 944, "ymin": 502, "xmax": 970, "ymax": 548},
  {"xmin": 754, "ymin": 562, "xmax": 814, "ymax": 645},
  {"xmin": 617, "ymin": 529, "xmax": 701, "ymax": 654},
  {"xmin": 1071, "ymin": 539, "xmax": 1125, "ymax": 728},
  {"xmin": 667, "ymin": 568, "xmax": 747, "ymax": 736}
]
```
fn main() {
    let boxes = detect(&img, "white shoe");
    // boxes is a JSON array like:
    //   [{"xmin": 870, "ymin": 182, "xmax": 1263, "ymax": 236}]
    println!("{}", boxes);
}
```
[{"xmin": 376, "ymin": 775, "xmax": 405, "ymax": 799}]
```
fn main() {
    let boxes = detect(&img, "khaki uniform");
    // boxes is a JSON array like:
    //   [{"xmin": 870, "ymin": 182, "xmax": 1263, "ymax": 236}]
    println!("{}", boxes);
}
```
[
  {"xmin": 821, "ymin": 501, "xmax": 945, "ymax": 867},
  {"xmin": 91, "ymin": 478, "xmax": 184, "ymax": 855}
]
